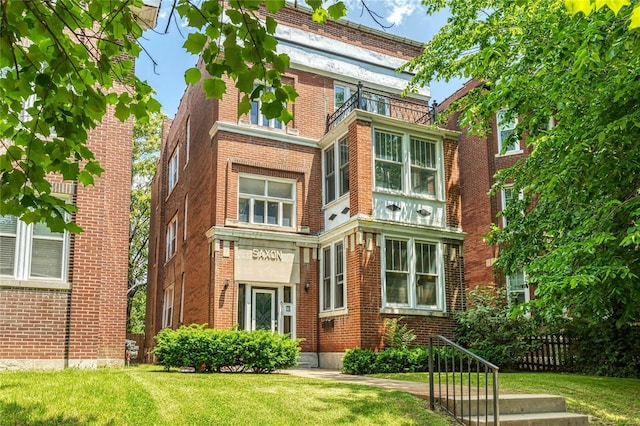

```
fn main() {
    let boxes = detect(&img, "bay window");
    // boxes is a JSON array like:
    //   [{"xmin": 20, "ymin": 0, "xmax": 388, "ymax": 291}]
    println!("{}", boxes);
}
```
[
  {"xmin": 383, "ymin": 237, "xmax": 442, "ymax": 310},
  {"xmin": 238, "ymin": 176, "xmax": 295, "ymax": 228}
]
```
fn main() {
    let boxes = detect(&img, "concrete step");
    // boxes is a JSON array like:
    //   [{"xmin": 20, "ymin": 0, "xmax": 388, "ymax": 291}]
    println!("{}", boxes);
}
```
[
  {"xmin": 461, "ymin": 411, "xmax": 590, "ymax": 426},
  {"xmin": 444, "ymin": 394, "xmax": 566, "ymax": 416}
]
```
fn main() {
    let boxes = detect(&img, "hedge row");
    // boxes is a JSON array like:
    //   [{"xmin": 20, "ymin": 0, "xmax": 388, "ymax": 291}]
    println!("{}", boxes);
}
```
[
  {"xmin": 154, "ymin": 325, "xmax": 301, "ymax": 373},
  {"xmin": 342, "ymin": 347, "xmax": 431, "ymax": 375}
]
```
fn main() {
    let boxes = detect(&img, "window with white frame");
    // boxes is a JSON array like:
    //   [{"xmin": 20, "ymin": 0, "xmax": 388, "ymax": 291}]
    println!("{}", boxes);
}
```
[
  {"xmin": 250, "ymin": 86, "xmax": 283, "ymax": 129},
  {"xmin": 496, "ymin": 110, "xmax": 519, "ymax": 153},
  {"xmin": 183, "ymin": 194, "xmax": 188, "ymax": 241},
  {"xmin": 363, "ymin": 92, "xmax": 390, "ymax": 116},
  {"xmin": 162, "ymin": 285, "xmax": 174, "ymax": 328},
  {"xmin": 374, "ymin": 130, "xmax": 440, "ymax": 197},
  {"xmin": 168, "ymin": 147, "xmax": 179, "ymax": 192},
  {"xmin": 321, "ymin": 241, "xmax": 346, "ymax": 312},
  {"xmin": 383, "ymin": 237, "xmax": 442, "ymax": 310},
  {"xmin": 238, "ymin": 176, "xmax": 295, "ymax": 227},
  {"xmin": 0, "ymin": 215, "xmax": 68, "ymax": 281},
  {"xmin": 323, "ymin": 135, "xmax": 349, "ymax": 204},
  {"xmin": 506, "ymin": 270, "xmax": 528, "ymax": 305},
  {"xmin": 501, "ymin": 186, "xmax": 523, "ymax": 227},
  {"xmin": 185, "ymin": 117, "xmax": 190, "ymax": 164},
  {"xmin": 334, "ymin": 84, "xmax": 350, "ymax": 110},
  {"xmin": 166, "ymin": 216, "xmax": 177, "ymax": 261},
  {"xmin": 410, "ymin": 137, "xmax": 437, "ymax": 196}
]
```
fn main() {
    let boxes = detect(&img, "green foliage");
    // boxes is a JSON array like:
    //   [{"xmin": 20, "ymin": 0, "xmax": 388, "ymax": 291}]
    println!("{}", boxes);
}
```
[
  {"xmin": 454, "ymin": 286, "xmax": 537, "ymax": 369},
  {"xmin": 408, "ymin": 0, "xmax": 640, "ymax": 330},
  {"xmin": 127, "ymin": 112, "xmax": 164, "ymax": 333},
  {"xmin": 153, "ymin": 324, "xmax": 301, "ymax": 373},
  {"xmin": 1, "ymin": 0, "xmax": 346, "ymax": 232},
  {"xmin": 342, "ymin": 347, "xmax": 430, "ymax": 375},
  {"xmin": 382, "ymin": 317, "xmax": 417, "ymax": 350}
]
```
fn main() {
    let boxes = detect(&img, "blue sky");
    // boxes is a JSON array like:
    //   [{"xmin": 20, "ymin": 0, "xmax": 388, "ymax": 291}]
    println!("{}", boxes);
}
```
[{"xmin": 134, "ymin": 0, "xmax": 465, "ymax": 118}]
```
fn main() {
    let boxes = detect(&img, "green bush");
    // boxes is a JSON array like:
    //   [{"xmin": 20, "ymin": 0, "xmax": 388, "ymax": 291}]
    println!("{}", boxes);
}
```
[
  {"xmin": 454, "ymin": 285, "xmax": 537, "ymax": 370},
  {"xmin": 153, "ymin": 324, "xmax": 301, "ymax": 373},
  {"xmin": 382, "ymin": 317, "xmax": 416, "ymax": 350},
  {"xmin": 342, "ymin": 347, "xmax": 430, "ymax": 375},
  {"xmin": 341, "ymin": 348, "xmax": 377, "ymax": 375}
]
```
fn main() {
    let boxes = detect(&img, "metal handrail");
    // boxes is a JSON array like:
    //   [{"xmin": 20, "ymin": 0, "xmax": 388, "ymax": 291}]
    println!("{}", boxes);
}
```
[{"xmin": 429, "ymin": 335, "xmax": 500, "ymax": 426}]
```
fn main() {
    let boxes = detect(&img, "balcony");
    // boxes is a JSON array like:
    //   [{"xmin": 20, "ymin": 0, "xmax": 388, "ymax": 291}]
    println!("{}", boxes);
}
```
[{"xmin": 326, "ymin": 82, "xmax": 438, "ymax": 133}]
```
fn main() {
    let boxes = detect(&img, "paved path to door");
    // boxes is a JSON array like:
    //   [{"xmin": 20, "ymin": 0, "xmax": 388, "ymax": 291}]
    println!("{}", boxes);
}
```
[{"xmin": 282, "ymin": 368, "xmax": 431, "ymax": 400}]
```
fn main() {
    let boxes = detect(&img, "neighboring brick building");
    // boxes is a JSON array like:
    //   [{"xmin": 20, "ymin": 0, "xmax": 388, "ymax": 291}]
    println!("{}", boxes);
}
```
[
  {"xmin": 440, "ymin": 80, "xmax": 534, "ymax": 303},
  {"xmin": 146, "ymin": 6, "xmax": 465, "ymax": 368},
  {"xmin": 0, "ymin": 3, "xmax": 159, "ymax": 370}
]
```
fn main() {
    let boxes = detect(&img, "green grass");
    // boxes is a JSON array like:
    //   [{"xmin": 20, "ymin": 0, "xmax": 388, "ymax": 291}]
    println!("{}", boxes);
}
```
[
  {"xmin": 0, "ymin": 365, "xmax": 450, "ymax": 425},
  {"xmin": 369, "ymin": 372, "xmax": 640, "ymax": 426}
]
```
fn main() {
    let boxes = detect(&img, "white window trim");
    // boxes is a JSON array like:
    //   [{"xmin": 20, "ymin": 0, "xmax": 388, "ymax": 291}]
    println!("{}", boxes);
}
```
[
  {"xmin": 166, "ymin": 215, "xmax": 178, "ymax": 261},
  {"xmin": 506, "ymin": 270, "xmax": 529, "ymax": 305},
  {"xmin": 501, "ymin": 185, "xmax": 523, "ymax": 227},
  {"xmin": 496, "ymin": 109, "xmax": 520, "ymax": 154},
  {"xmin": 373, "ymin": 127, "xmax": 444, "ymax": 201},
  {"xmin": 334, "ymin": 83, "xmax": 352, "ymax": 110},
  {"xmin": 323, "ymin": 135, "xmax": 349, "ymax": 206},
  {"xmin": 162, "ymin": 285, "xmax": 175, "ymax": 328},
  {"xmin": 185, "ymin": 117, "xmax": 190, "ymax": 166},
  {"xmin": 381, "ymin": 235, "xmax": 445, "ymax": 312},
  {"xmin": 250, "ymin": 85, "xmax": 284, "ymax": 129},
  {"xmin": 168, "ymin": 147, "xmax": 179, "ymax": 193},
  {"xmin": 0, "ymin": 216, "xmax": 70, "ymax": 283},
  {"xmin": 237, "ymin": 174, "xmax": 296, "ymax": 229},
  {"xmin": 320, "ymin": 239, "xmax": 347, "ymax": 315}
]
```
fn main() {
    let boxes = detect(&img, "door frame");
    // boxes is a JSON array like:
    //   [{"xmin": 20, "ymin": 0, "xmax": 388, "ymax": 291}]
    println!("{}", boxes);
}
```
[{"xmin": 251, "ymin": 288, "xmax": 276, "ymax": 332}]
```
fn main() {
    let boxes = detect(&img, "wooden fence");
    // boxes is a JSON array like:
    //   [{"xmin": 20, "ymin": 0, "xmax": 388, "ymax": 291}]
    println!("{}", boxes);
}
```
[{"xmin": 518, "ymin": 334, "xmax": 574, "ymax": 372}]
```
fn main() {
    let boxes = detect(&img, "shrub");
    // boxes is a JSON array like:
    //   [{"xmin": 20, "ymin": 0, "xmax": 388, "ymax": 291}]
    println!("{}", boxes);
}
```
[
  {"xmin": 342, "ymin": 347, "xmax": 430, "ymax": 375},
  {"xmin": 341, "ymin": 348, "xmax": 377, "ymax": 375},
  {"xmin": 382, "ymin": 317, "xmax": 416, "ymax": 350},
  {"xmin": 153, "ymin": 324, "xmax": 301, "ymax": 373},
  {"xmin": 454, "ymin": 285, "xmax": 537, "ymax": 370}
]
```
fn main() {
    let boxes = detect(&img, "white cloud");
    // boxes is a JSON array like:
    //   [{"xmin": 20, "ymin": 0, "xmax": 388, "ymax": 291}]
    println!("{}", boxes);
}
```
[{"xmin": 344, "ymin": 0, "xmax": 421, "ymax": 27}]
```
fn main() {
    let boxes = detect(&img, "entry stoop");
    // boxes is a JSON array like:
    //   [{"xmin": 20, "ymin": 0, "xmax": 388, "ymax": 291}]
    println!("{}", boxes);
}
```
[{"xmin": 443, "ymin": 394, "xmax": 590, "ymax": 426}]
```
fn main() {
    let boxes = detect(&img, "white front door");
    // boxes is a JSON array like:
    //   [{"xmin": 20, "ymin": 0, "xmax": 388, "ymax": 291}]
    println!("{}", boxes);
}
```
[{"xmin": 251, "ymin": 289, "xmax": 276, "ymax": 331}]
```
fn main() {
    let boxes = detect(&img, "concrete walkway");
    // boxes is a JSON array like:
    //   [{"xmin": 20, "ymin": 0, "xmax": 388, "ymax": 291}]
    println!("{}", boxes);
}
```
[{"xmin": 282, "ymin": 368, "xmax": 431, "ymax": 400}]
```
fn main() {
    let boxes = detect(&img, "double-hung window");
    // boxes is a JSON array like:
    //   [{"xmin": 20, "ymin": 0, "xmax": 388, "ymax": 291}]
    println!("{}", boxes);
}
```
[
  {"xmin": 321, "ymin": 241, "xmax": 346, "ymax": 312},
  {"xmin": 496, "ymin": 110, "xmax": 519, "ymax": 153},
  {"xmin": 374, "ymin": 130, "xmax": 440, "ymax": 197},
  {"xmin": 166, "ymin": 216, "xmax": 177, "ymax": 261},
  {"xmin": 506, "ymin": 270, "xmax": 528, "ymax": 305},
  {"xmin": 168, "ymin": 147, "xmax": 179, "ymax": 192},
  {"xmin": 334, "ymin": 84, "xmax": 351, "ymax": 110},
  {"xmin": 323, "ymin": 136, "xmax": 349, "ymax": 204},
  {"xmin": 383, "ymin": 237, "xmax": 442, "ymax": 310},
  {"xmin": 501, "ymin": 185, "xmax": 523, "ymax": 227},
  {"xmin": 162, "ymin": 285, "xmax": 174, "ymax": 328},
  {"xmin": 0, "ymin": 215, "xmax": 68, "ymax": 281},
  {"xmin": 410, "ymin": 138, "xmax": 437, "ymax": 196},
  {"xmin": 250, "ymin": 86, "xmax": 283, "ymax": 129},
  {"xmin": 374, "ymin": 131, "xmax": 403, "ymax": 191},
  {"xmin": 238, "ymin": 176, "xmax": 295, "ymax": 228}
]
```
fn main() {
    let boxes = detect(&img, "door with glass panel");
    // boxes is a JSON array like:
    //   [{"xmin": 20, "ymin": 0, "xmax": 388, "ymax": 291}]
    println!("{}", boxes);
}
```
[{"xmin": 251, "ymin": 289, "xmax": 276, "ymax": 331}]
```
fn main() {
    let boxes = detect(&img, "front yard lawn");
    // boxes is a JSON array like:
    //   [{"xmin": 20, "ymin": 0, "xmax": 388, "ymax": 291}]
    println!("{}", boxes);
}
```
[
  {"xmin": 369, "ymin": 372, "xmax": 640, "ymax": 426},
  {"xmin": 0, "ymin": 365, "xmax": 449, "ymax": 425}
]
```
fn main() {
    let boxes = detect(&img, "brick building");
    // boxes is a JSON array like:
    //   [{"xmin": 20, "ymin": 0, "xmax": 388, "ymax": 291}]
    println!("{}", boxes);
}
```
[
  {"xmin": 0, "ymin": 2, "xmax": 160, "ymax": 370},
  {"xmin": 440, "ymin": 80, "xmax": 535, "ymax": 303},
  {"xmin": 146, "ymin": 6, "xmax": 465, "ymax": 368}
]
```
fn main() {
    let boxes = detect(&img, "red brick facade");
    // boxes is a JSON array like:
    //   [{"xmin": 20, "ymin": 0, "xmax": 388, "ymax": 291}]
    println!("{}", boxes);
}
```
[
  {"xmin": 146, "ymin": 6, "xmax": 465, "ymax": 368},
  {"xmin": 0, "ymin": 104, "xmax": 132, "ymax": 370}
]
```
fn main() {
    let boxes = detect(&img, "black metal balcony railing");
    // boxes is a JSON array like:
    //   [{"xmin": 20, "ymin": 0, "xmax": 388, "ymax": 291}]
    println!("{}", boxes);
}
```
[{"xmin": 325, "ymin": 82, "xmax": 438, "ymax": 133}]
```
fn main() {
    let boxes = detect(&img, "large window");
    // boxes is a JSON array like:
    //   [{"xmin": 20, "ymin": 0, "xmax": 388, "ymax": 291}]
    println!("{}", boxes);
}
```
[
  {"xmin": 238, "ymin": 176, "xmax": 295, "ymax": 227},
  {"xmin": 375, "ymin": 130, "xmax": 439, "ymax": 197},
  {"xmin": 383, "ymin": 237, "xmax": 442, "ymax": 310},
  {"xmin": 166, "ymin": 216, "xmax": 177, "ymax": 261},
  {"xmin": 0, "ymin": 215, "xmax": 68, "ymax": 281},
  {"xmin": 323, "ymin": 135, "xmax": 349, "ymax": 204},
  {"xmin": 496, "ymin": 110, "xmax": 519, "ymax": 153},
  {"xmin": 250, "ymin": 86, "xmax": 283, "ymax": 129},
  {"xmin": 162, "ymin": 285, "xmax": 174, "ymax": 328},
  {"xmin": 168, "ymin": 147, "xmax": 179, "ymax": 192},
  {"xmin": 321, "ymin": 241, "xmax": 346, "ymax": 312}
]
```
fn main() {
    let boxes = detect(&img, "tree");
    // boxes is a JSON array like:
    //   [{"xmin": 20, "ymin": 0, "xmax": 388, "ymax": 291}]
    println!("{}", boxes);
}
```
[
  {"xmin": 128, "ymin": 111, "xmax": 164, "ymax": 333},
  {"xmin": 0, "ymin": 0, "xmax": 345, "ymax": 232},
  {"xmin": 404, "ymin": 0, "xmax": 640, "ymax": 327}
]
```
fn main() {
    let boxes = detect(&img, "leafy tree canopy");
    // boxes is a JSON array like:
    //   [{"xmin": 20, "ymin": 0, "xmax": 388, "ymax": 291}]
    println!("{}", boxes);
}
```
[
  {"xmin": 0, "ymin": 0, "xmax": 346, "ymax": 232},
  {"xmin": 404, "ymin": 0, "xmax": 639, "ymax": 326}
]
